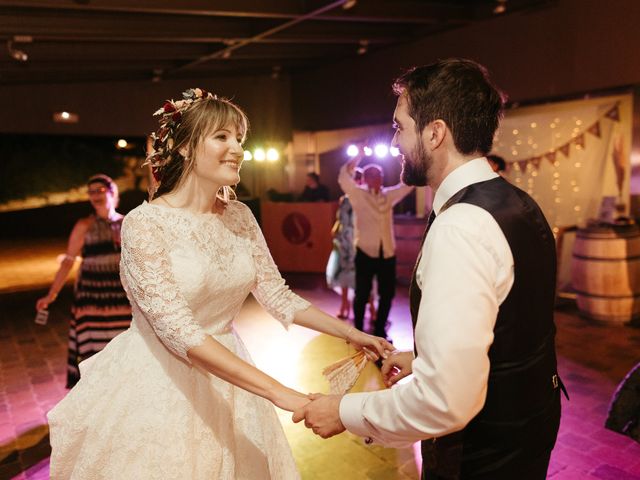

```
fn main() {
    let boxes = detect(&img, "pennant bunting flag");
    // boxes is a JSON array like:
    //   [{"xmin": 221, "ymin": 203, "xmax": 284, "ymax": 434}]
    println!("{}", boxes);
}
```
[
  {"xmin": 531, "ymin": 157, "xmax": 542, "ymax": 169},
  {"xmin": 501, "ymin": 100, "xmax": 621, "ymax": 173},
  {"xmin": 517, "ymin": 159, "xmax": 529, "ymax": 172},
  {"xmin": 545, "ymin": 151, "xmax": 556, "ymax": 164},
  {"xmin": 587, "ymin": 121, "xmax": 601, "ymax": 138},
  {"xmin": 605, "ymin": 103, "xmax": 620, "ymax": 122}
]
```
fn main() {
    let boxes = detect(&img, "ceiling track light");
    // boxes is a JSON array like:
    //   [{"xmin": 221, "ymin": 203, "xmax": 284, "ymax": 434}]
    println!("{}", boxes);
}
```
[
  {"xmin": 151, "ymin": 68, "xmax": 163, "ymax": 83},
  {"xmin": 7, "ymin": 36, "xmax": 31, "ymax": 62},
  {"xmin": 493, "ymin": 0, "xmax": 507, "ymax": 14},
  {"xmin": 357, "ymin": 39, "xmax": 369, "ymax": 55}
]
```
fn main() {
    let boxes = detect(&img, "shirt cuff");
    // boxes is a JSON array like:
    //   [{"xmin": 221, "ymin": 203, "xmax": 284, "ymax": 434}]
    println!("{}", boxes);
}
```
[{"xmin": 339, "ymin": 391, "xmax": 373, "ymax": 438}]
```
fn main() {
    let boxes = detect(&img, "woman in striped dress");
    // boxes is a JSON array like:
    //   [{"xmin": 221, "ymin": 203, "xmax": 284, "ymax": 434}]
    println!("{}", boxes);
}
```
[{"xmin": 36, "ymin": 174, "xmax": 132, "ymax": 388}]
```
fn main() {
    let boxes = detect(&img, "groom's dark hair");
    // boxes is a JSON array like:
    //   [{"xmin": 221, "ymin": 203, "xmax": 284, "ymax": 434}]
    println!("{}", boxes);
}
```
[{"xmin": 393, "ymin": 58, "xmax": 506, "ymax": 156}]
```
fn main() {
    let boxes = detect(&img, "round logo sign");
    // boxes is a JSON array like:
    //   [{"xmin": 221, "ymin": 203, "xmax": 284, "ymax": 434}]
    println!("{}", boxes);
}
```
[{"xmin": 282, "ymin": 213, "xmax": 311, "ymax": 245}]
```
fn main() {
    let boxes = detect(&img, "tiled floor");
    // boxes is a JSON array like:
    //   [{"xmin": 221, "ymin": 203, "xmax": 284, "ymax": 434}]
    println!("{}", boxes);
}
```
[{"xmin": 1, "ymin": 238, "xmax": 639, "ymax": 479}]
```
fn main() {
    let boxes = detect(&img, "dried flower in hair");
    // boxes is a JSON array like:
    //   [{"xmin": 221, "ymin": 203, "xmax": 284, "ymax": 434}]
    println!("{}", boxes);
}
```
[{"xmin": 144, "ymin": 88, "xmax": 219, "ymax": 175}]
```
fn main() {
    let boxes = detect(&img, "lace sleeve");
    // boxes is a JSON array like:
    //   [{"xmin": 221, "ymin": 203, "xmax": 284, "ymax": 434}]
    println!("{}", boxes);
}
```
[
  {"xmin": 240, "ymin": 204, "xmax": 311, "ymax": 327},
  {"xmin": 120, "ymin": 209, "xmax": 207, "ymax": 361}
]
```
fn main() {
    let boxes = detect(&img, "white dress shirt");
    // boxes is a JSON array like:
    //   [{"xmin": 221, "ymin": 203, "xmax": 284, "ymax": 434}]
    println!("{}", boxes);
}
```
[
  {"xmin": 339, "ymin": 157, "xmax": 515, "ymax": 447},
  {"xmin": 338, "ymin": 164, "xmax": 414, "ymax": 259}
]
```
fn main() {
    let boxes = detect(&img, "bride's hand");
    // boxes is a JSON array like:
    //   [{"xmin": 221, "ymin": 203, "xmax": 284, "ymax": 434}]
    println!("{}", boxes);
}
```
[{"xmin": 346, "ymin": 327, "xmax": 395, "ymax": 362}]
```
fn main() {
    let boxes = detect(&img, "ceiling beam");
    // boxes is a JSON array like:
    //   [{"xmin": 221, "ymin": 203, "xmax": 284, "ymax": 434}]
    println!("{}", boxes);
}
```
[{"xmin": 0, "ymin": 0, "xmax": 452, "ymax": 24}]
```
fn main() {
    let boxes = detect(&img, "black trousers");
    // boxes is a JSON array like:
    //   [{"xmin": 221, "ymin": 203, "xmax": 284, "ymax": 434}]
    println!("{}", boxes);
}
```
[
  {"xmin": 422, "ymin": 391, "xmax": 561, "ymax": 480},
  {"xmin": 353, "ymin": 247, "xmax": 396, "ymax": 337}
]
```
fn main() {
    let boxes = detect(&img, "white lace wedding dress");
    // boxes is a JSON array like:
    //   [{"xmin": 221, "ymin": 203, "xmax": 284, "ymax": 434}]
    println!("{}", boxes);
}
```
[{"xmin": 48, "ymin": 201, "xmax": 310, "ymax": 479}]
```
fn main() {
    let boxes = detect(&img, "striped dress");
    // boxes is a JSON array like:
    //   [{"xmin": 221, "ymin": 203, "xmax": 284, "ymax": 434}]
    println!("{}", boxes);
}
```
[{"xmin": 67, "ymin": 215, "xmax": 132, "ymax": 388}]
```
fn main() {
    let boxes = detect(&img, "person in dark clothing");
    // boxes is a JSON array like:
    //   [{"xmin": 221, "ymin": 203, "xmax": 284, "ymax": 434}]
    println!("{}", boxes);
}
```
[{"xmin": 300, "ymin": 172, "xmax": 330, "ymax": 202}]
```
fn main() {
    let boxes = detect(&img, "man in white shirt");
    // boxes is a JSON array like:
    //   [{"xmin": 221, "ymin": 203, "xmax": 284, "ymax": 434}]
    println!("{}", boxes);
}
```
[
  {"xmin": 338, "ymin": 158, "xmax": 413, "ymax": 341},
  {"xmin": 294, "ymin": 58, "xmax": 563, "ymax": 479}
]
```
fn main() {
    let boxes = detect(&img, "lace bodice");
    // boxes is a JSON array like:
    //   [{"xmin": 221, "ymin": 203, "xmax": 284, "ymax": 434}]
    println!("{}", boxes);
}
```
[{"xmin": 120, "ymin": 201, "xmax": 310, "ymax": 360}]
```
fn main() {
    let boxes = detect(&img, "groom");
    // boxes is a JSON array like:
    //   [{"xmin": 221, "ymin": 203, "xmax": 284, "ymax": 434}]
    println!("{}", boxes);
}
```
[{"xmin": 293, "ymin": 58, "xmax": 563, "ymax": 479}]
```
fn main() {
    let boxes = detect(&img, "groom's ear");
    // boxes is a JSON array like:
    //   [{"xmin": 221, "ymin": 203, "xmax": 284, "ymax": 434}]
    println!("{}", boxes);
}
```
[{"xmin": 423, "ymin": 119, "xmax": 446, "ymax": 151}]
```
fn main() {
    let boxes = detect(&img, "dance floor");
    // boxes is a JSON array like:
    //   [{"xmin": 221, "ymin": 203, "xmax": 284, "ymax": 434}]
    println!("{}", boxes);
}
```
[{"xmin": 1, "ymin": 238, "xmax": 640, "ymax": 479}]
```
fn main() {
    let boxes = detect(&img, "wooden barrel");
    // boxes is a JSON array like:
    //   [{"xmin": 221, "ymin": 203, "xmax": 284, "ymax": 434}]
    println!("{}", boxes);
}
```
[{"xmin": 571, "ymin": 223, "xmax": 640, "ymax": 323}]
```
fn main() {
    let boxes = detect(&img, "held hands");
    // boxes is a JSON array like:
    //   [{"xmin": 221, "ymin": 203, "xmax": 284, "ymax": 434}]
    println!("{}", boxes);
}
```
[
  {"xmin": 292, "ymin": 393, "xmax": 345, "ymax": 439},
  {"xmin": 381, "ymin": 351, "xmax": 414, "ymax": 387},
  {"xmin": 346, "ymin": 327, "xmax": 395, "ymax": 362}
]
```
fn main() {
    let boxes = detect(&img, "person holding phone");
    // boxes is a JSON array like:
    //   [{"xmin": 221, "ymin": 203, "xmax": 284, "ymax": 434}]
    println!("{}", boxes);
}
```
[{"xmin": 35, "ymin": 174, "xmax": 132, "ymax": 388}]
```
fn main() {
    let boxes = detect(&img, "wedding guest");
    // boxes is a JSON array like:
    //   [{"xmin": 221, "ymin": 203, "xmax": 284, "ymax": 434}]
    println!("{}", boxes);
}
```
[
  {"xmin": 300, "ymin": 172, "xmax": 330, "ymax": 202},
  {"xmin": 36, "ymin": 174, "xmax": 131, "ymax": 388},
  {"xmin": 338, "ymin": 157, "xmax": 413, "ymax": 342}
]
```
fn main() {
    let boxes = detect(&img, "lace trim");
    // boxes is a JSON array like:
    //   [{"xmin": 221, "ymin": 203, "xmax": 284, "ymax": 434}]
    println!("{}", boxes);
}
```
[{"xmin": 120, "ymin": 208, "xmax": 206, "ymax": 360}]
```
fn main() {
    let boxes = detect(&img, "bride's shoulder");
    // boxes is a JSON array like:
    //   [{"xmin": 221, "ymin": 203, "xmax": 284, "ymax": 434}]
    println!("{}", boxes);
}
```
[
  {"xmin": 227, "ymin": 200, "xmax": 254, "ymax": 218},
  {"xmin": 122, "ymin": 202, "xmax": 165, "ymax": 230}
]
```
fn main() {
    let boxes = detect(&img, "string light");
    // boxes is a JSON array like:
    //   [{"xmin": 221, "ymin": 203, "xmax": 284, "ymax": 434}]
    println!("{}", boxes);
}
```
[
  {"xmin": 253, "ymin": 148, "xmax": 266, "ymax": 161},
  {"xmin": 266, "ymin": 148, "xmax": 279, "ymax": 162}
]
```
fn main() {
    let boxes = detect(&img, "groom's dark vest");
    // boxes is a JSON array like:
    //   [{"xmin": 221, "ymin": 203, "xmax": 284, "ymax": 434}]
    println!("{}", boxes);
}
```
[{"xmin": 410, "ymin": 177, "xmax": 562, "ymax": 479}]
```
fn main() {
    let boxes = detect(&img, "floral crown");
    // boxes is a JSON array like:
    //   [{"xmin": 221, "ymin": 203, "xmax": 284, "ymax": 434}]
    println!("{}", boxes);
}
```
[{"xmin": 146, "ymin": 88, "xmax": 218, "ymax": 179}]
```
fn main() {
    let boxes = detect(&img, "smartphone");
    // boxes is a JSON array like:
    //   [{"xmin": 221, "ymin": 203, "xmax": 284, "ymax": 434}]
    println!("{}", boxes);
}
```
[{"xmin": 34, "ymin": 309, "xmax": 49, "ymax": 326}]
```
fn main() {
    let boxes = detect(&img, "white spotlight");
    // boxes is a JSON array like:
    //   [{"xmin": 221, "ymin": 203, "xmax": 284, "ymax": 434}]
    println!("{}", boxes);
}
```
[
  {"xmin": 254, "ymin": 148, "xmax": 266, "ymax": 162},
  {"xmin": 346, "ymin": 144, "xmax": 359, "ymax": 157},
  {"xmin": 116, "ymin": 139, "xmax": 128, "ymax": 149},
  {"xmin": 53, "ymin": 111, "xmax": 79, "ymax": 123},
  {"xmin": 363, "ymin": 146, "xmax": 373, "ymax": 157},
  {"xmin": 243, "ymin": 150, "xmax": 253, "ymax": 161},
  {"xmin": 374, "ymin": 144, "xmax": 388, "ymax": 158},
  {"xmin": 266, "ymin": 148, "xmax": 279, "ymax": 162},
  {"xmin": 390, "ymin": 146, "xmax": 400, "ymax": 157}
]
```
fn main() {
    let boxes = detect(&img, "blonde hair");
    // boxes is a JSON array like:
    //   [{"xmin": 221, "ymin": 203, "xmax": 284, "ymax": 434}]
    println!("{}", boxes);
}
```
[{"xmin": 151, "ymin": 95, "xmax": 249, "ymax": 203}]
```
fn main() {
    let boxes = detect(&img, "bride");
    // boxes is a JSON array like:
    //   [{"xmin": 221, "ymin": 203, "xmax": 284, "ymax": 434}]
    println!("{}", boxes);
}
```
[{"xmin": 47, "ymin": 88, "xmax": 393, "ymax": 479}]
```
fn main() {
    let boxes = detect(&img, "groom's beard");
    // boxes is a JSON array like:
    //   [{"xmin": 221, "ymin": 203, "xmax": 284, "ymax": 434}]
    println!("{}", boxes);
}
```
[{"xmin": 401, "ymin": 141, "xmax": 430, "ymax": 187}]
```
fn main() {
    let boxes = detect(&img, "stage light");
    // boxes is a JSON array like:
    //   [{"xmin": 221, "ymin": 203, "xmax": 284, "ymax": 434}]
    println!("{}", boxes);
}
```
[
  {"xmin": 266, "ymin": 148, "xmax": 279, "ymax": 162},
  {"xmin": 374, "ymin": 144, "xmax": 388, "ymax": 158},
  {"xmin": 243, "ymin": 150, "xmax": 253, "ymax": 161},
  {"xmin": 254, "ymin": 148, "xmax": 266, "ymax": 162},
  {"xmin": 390, "ymin": 146, "xmax": 400, "ymax": 157},
  {"xmin": 117, "ymin": 139, "xmax": 128, "ymax": 149},
  {"xmin": 363, "ymin": 146, "xmax": 373, "ymax": 156},
  {"xmin": 346, "ymin": 144, "xmax": 359, "ymax": 157}
]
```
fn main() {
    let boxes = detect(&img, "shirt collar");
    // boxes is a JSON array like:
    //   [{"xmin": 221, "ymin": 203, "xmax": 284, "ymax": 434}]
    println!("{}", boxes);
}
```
[{"xmin": 432, "ymin": 157, "xmax": 498, "ymax": 214}]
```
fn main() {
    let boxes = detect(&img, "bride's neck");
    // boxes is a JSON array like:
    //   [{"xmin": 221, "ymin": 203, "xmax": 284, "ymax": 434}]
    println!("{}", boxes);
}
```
[{"xmin": 160, "ymin": 176, "xmax": 221, "ymax": 214}]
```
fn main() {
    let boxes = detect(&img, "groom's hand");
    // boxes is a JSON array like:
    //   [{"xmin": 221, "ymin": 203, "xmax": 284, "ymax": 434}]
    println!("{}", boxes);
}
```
[{"xmin": 292, "ymin": 393, "xmax": 346, "ymax": 439}]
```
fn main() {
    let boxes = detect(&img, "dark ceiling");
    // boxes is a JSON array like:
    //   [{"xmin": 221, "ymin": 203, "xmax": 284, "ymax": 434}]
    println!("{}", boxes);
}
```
[{"xmin": 2, "ymin": 0, "xmax": 554, "ymax": 86}]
